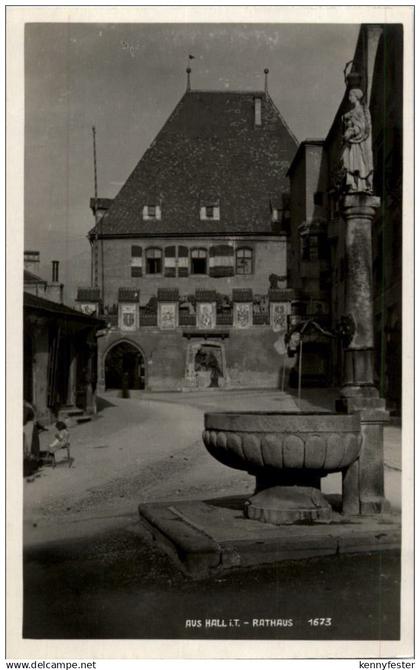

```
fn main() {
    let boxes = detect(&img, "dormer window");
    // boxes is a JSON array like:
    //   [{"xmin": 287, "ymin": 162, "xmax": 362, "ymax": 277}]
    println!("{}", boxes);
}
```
[
  {"xmin": 270, "ymin": 199, "xmax": 281, "ymax": 223},
  {"xmin": 200, "ymin": 199, "xmax": 220, "ymax": 221},
  {"xmin": 142, "ymin": 204, "xmax": 161, "ymax": 220}
]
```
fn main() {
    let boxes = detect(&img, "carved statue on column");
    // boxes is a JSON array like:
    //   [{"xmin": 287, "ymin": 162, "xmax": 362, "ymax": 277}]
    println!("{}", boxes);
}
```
[{"xmin": 341, "ymin": 88, "xmax": 373, "ymax": 194}]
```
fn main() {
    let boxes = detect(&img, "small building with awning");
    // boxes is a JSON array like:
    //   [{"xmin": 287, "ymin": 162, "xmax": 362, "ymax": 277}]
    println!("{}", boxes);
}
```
[{"xmin": 24, "ymin": 292, "xmax": 105, "ymax": 423}]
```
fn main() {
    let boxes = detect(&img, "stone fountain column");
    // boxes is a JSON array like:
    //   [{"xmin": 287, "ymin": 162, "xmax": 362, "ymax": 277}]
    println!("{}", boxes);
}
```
[
  {"xmin": 338, "ymin": 193, "xmax": 390, "ymax": 515},
  {"xmin": 340, "ymin": 194, "xmax": 380, "ymax": 399}
]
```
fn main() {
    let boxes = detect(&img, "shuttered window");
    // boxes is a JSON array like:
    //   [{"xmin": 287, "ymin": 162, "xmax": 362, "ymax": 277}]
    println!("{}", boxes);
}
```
[
  {"xmin": 191, "ymin": 248, "xmax": 207, "ymax": 274},
  {"xmin": 131, "ymin": 245, "xmax": 142, "ymax": 277},
  {"xmin": 145, "ymin": 247, "xmax": 162, "ymax": 274},
  {"xmin": 178, "ymin": 246, "xmax": 189, "ymax": 277},
  {"xmin": 209, "ymin": 245, "xmax": 234, "ymax": 277},
  {"xmin": 236, "ymin": 247, "xmax": 253, "ymax": 275},
  {"xmin": 164, "ymin": 246, "xmax": 176, "ymax": 277}
]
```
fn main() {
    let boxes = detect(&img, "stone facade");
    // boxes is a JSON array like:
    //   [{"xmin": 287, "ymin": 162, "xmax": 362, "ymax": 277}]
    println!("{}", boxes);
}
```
[
  {"xmin": 96, "ymin": 236, "xmax": 287, "ymax": 309},
  {"xmin": 287, "ymin": 24, "xmax": 402, "ymax": 409},
  {"xmin": 96, "ymin": 324, "xmax": 294, "ymax": 393}
]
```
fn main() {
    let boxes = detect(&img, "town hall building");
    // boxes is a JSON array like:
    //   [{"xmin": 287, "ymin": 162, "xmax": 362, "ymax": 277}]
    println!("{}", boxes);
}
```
[{"xmin": 77, "ymin": 74, "xmax": 302, "ymax": 391}]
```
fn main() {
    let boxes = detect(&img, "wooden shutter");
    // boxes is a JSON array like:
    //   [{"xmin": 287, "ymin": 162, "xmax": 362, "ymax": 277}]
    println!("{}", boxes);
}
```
[
  {"xmin": 131, "ymin": 245, "xmax": 142, "ymax": 277},
  {"xmin": 209, "ymin": 244, "xmax": 234, "ymax": 277},
  {"xmin": 164, "ymin": 246, "xmax": 176, "ymax": 277},
  {"xmin": 178, "ymin": 246, "xmax": 189, "ymax": 277}
]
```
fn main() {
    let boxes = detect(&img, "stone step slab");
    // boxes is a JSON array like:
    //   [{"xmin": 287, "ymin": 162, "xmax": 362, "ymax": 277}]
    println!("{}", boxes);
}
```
[{"xmin": 138, "ymin": 496, "xmax": 401, "ymax": 579}]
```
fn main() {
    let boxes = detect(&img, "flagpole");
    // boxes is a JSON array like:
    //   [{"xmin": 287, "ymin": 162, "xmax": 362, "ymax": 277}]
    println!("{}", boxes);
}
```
[{"xmin": 92, "ymin": 126, "xmax": 98, "ymax": 288}]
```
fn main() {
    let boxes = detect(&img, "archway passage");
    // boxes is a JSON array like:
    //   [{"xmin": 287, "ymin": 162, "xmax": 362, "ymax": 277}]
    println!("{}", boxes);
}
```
[{"xmin": 105, "ymin": 342, "xmax": 145, "ymax": 390}]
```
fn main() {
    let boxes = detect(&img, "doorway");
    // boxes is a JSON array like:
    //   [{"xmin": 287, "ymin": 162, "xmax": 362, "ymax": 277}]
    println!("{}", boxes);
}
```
[
  {"xmin": 185, "ymin": 340, "xmax": 227, "ymax": 389},
  {"xmin": 104, "ymin": 341, "xmax": 146, "ymax": 390}
]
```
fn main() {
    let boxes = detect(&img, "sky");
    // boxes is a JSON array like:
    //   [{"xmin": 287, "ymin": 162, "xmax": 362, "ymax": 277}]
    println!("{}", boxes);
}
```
[{"xmin": 24, "ymin": 22, "xmax": 360, "ymax": 301}]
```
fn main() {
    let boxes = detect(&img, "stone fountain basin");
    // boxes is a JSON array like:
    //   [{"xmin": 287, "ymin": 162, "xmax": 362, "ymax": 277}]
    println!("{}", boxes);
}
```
[{"xmin": 203, "ymin": 412, "xmax": 361, "ymax": 477}]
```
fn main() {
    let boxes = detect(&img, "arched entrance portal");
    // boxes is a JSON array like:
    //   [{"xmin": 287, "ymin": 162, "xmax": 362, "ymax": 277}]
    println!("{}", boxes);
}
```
[{"xmin": 105, "ymin": 341, "xmax": 145, "ymax": 391}]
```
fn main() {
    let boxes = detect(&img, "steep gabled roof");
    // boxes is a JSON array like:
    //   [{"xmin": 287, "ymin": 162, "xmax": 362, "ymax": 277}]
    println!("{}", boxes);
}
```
[{"xmin": 90, "ymin": 90, "xmax": 298, "ymax": 238}]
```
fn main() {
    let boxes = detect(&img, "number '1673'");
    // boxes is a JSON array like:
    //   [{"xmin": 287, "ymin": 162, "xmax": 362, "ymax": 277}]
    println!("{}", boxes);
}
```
[{"xmin": 308, "ymin": 618, "xmax": 332, "ymax": 626}]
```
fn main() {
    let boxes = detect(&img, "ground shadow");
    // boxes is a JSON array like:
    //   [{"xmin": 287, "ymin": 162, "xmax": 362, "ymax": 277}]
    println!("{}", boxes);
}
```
[
  {"xmin": 96, "ymin": 396, "xmax": 117, "ymax": 412},
  {"xmin": 205, "ymin": 492, "xmax": 344, "ymax": 515},
  {"xmin": 204, "ymin": 494, "xmax": 249, "ymax": 510},
  {"xmin": 287, "ymin": 387, "xmax": 338, "ymax": 412}
]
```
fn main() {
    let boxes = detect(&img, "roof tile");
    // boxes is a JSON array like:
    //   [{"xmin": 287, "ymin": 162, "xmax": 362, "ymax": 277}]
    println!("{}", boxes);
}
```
[{"xmin": 90, "ymin": 91, "xmax": 297, "ymax": 238}]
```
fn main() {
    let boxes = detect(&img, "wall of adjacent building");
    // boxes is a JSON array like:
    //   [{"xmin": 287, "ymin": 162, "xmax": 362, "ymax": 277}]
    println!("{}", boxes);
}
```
[
  {"xmin": 304, "ymin": 145, "xmax": 327, "ymax": 219},
  {"xmin": 27, "ymin": 324, "xmax": 50, "ymax": 422},
  {"xmin": 369, "ymin": 24, "xmax": 403, "ymax": 409},
  {"xmin": 288, "ymin": 143, "xmax": 329, "ymax": 298},
  {"xmin": 24, "ymin": 283, "xmax": 47, "ymax": 298},
  {"xmin": 288, "ymin": 152, "xmax": 306, "ymax": 291},
  {"xmin": 323, "ymin": 24, "xmax": 403, "ymax": 406}
]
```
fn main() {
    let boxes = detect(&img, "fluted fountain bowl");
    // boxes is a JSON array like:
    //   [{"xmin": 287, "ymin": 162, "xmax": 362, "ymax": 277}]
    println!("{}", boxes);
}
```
[{"xmin": 202, "ymin": 412, "xmax": 362, "ymax": 480}]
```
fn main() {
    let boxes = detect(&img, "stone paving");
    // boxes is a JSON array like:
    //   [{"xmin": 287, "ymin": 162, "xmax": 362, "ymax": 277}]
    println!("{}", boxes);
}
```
[{"xmin": 24, "ymin": 388, "xmax": 402, "ymax": 549}]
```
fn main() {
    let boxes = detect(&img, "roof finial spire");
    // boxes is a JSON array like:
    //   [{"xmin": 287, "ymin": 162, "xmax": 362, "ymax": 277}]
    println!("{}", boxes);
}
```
[
  {"xmin": 186, "ymin": 55, "xmax": 195, "ymax": 92},
  {"xmin": 264, "ymin": 68, "xmax": 269, "ymax": 94}
]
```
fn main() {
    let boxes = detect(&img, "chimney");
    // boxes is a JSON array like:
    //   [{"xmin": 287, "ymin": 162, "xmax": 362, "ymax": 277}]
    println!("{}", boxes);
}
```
[
  {"xmin": 24, "ymin": 250, "xmax": 40, "ymax": 273},
  {"xmin": 46, "ymin": 260, "xmax": 63, "ymax": 304},
  {"xmin": 52, "ymin": 260, "xmax": 59, "ymax": 283},
  {"xmin": 254, "ymin": 97, "xmax": 262, "ymax": 127}
]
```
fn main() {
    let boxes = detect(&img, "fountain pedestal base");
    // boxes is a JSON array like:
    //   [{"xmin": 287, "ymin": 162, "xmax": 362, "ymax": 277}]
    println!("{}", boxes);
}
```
[{"xmin": 245, "ymin": 486, "xmax": 332, "ymax": 525}]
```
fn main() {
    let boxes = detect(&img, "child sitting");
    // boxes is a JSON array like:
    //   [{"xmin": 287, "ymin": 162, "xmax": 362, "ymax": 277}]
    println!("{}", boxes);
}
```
[{"xmin": 48, "ymin": 421, "xmax": 71, "ymax": 467}]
